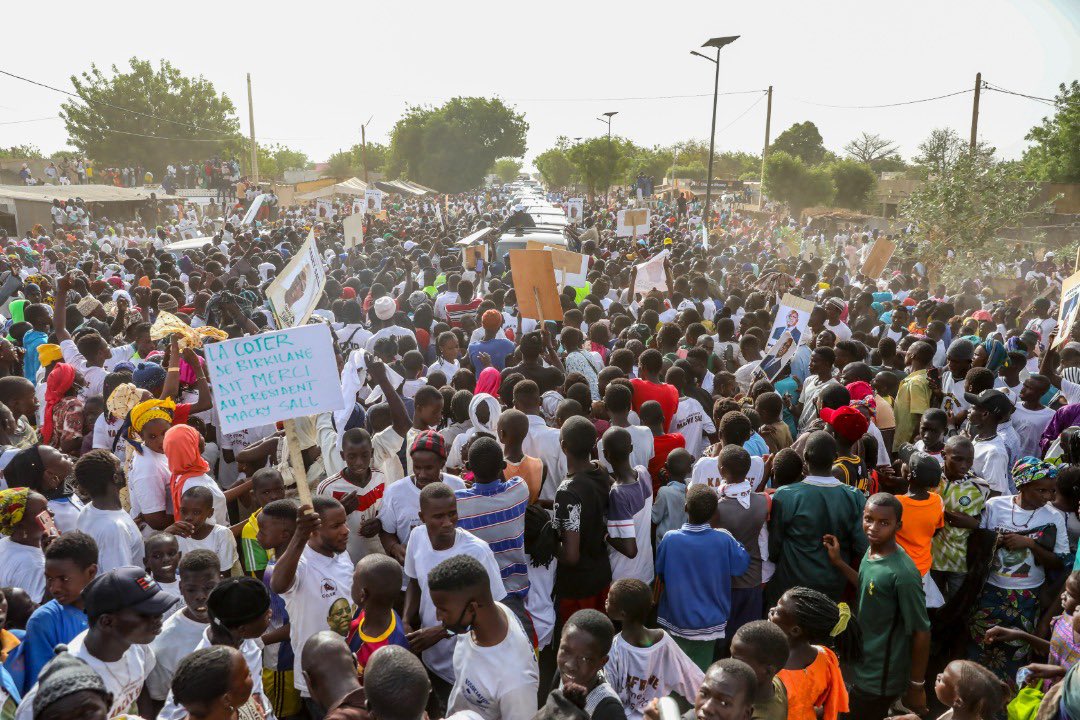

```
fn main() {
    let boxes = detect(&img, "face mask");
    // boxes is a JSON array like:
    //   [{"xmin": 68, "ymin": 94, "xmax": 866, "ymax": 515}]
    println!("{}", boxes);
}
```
[{"xmin": 444, "ymin": 603, "xmax": 475, "ymax": 636}]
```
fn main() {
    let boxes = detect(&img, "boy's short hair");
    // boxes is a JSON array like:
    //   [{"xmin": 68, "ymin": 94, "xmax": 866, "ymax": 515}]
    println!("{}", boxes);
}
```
[
  {"xmin": 560, "ymin": 416, "xmax": 597, "ymax": 459},
  {"xmin": 686, "ymin": 483, "xmax": 719, "ymax": 524},
  {"xmin": 467, "ymin": 436, "xmax": 504, "ymax": 479},
  {"xmin": 179, "ymin": 549, "xmax": 221, "ymax": 576},
  {"xmin": 340, "ymin": 427, "xmax": 371, "ymax": 448},
  {"xmin": 356, "ymin": 553, "xmax": 403, "ymax": 599},
  {"xmin": 754, "ymin": 391, "xmax": 783, "ymax": 418},
  {"xmin": 73, "ymin": 450, "xmax": 120, "ymax": 497},
  {"xmin": 181, "ymin": 485, "xmax": 214, "ymax": 506},
  {"xmin": 250, "ymin": 467, "xmax": 285, "ymax": 490},
  {"xmin": 311, "ymin": 495, "xmax": 343, "ymax": 516},
  {"xmin": 709, "ymin": 658, "xmax": 758, "ymax": 703},
  {"xmin": 414, "ymin": 385, "xmax": 442, "ymax": 408},
  {"xmin": 732, "ymin": 620, "xmax": 790, "ymax": 669},
  {"xmin": 607, "ymin": 578, "xmax": 652, "ymax": 623},
  {"xmin": 719, "ymin": 444, "xmax": 752, "ymax": 481},
  {"xmin": 718, "ymin": 411, "xmax": 752, "ymax": 445},
  {"xmin": 565, "ymin": 609, "xmax": 615, "ymax": 654},
  {"xmin": 261, "ymin": 498, "xmax": 299, "ymax": 522},
  {"xmin": 867, "ymin": 492, "xmax": 903, "ymax": 521},
  {"xmin": 44, "ymin": 530, "xmax": 98, "ymax": 568},
  {"xmin": 770, "ymin": 447, "xmax": 803, "ymax": 486},
  {"xmin": 427, "ymin": 554, "xmax": 488, "ymax": 595},
  {"xmin": 419, "ymin": 481, "xmax": 455, "ymax": 507}
]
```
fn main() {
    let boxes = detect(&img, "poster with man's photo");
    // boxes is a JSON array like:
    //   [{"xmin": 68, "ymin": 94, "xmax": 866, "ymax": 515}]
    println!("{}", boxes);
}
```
[
  {"xmin": 768, "ymin": 293, "xmax": 815, "ymax": 349},
  {"xmin": 364, "ymin": 188, "xmax": 383, "ymax": 213},
  {"xmin": 1055, "ymin": 270, "xmax": 1080, "ymax": 349},
  {"xmin": 266, "ymin": 230, "xmax": 327, "ymax": 327},
  {"xmin": 754, "ymin": 330, "xmax": 799, "ymax": 382},
  {"xmin": 566, "ymin": 198, "xmax": 584, "ymax": 225}
]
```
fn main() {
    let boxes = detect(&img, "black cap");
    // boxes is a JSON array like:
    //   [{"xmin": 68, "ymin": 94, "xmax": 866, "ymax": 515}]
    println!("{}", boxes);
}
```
[
  {"xmin": 963, "ymin": 389, "xmax": 1014, "ymax": 420},
  {"xmin": 82, "ymin": 566, "xmax": 179, "ymax": 618},
  {"xmin": 207, "ymin": 577, "xmax": 271, "ymax": 629}
]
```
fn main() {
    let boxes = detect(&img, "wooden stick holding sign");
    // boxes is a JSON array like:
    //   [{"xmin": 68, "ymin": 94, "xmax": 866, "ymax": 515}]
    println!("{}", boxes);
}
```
[
  {"xmin": 284, "ymin": 419, "xmax": 311, "ymax": 505},
  {"xmin": 509, "ymin": 249, "xmax": 561, "ymax": 322}
]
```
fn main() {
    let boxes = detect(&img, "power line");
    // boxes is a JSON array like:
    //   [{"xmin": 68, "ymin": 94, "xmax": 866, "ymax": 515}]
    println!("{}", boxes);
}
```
[
  {"xmin": 502, "ymin": 89, "xmax": 768, "ymax": 102},
  {"xmin": 793, "ymin": 87, "xmax": 973, "ymax": 109},
  {"xmin": 715, "ymin": 91, "xmax": 768, "ymax": 134},
  {"xmin": 982, "ymin": 82, "xmax": 1059, "ymax": 106},
  {"xmin": 0, "ymin": 115, "xmax": 60, "ymax": 125}
]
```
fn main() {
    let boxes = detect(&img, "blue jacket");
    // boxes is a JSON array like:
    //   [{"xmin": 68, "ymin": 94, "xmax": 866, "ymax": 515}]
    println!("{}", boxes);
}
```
[{"xmin": 20, "ymin": 600, "xmax": 88, "ymax": 693}]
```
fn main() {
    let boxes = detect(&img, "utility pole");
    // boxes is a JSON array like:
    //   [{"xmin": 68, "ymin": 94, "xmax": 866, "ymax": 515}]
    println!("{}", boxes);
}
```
[
  {"xmin": 969, "ymin": 72, "xmax": 981, "ymax": 152},
  {"xmin": 246, "ymin": 73, "xmax": 258, "ymax": 184},
  {"xmin": 361, "ymin": 124, "xmax": 368, "ymax": 184},
  {"xmin": 691, "ymin": 36, "xmax": 739, "ymax": 231},
  {"xmin": 758, "ymin": 85, "xmax": 773, "ymax": 211}
]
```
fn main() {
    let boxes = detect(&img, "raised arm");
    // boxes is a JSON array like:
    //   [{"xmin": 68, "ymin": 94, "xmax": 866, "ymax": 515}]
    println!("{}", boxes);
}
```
[
  {"xmin": 53, "ymin": 273, "xmax": 73, "ymax": 343},
  {"xmin": 369, "ymin": 358, "xmax": 410, "ymax": 438},
  {"xmin": 268, "ymin": 505, "xmax": 319, "ymax": 594}
]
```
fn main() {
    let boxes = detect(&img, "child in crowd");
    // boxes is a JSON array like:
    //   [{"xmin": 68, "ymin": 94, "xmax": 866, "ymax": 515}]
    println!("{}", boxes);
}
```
[
  {"xmin": 896, "ymin": 449, "xmax": 946, "ymax": 608},
  {"xmin": 73, "ymin": 450, "xmax": 143, "ymax": 574},
  {"xmin": 143, "ymin": 532, "xmax": 181, "ymax": 597},
  {"xmin": 237, "ymin": 468, "xmax": 286, "ymax": 578},
  {"xmin": 820, "ymin": 406, "xmax": 870, "ymax": 494},
  {"xmin": 756, "ymin": 392, "xmax": 793, "ymax": 453},
  {"xmin": 651, "ymin": 448, "xmax": 690, "ymax": 545},
  {"xmin": 729, "ymin": 620, "xmax": 791, "ymax": 720},
  {"xmin": 346, "ymin": 553, "xmax": 409, "ymax": 681},
  {"xmin": 641, "ymin": 401, "xmax": 685, "ymax": 490},
  {"xmin": 256, "ymin": 498, "xmax": 302, "ymax": 720},
  {"xmin": 498, "ymin": 408, "xmax": 546, "ymax": 506},
  {"xmin": 655, "ymin": 483, "xmax": 750, "ymax": 670},
  {"xmin": 603, "ymin": 427, "xmax": 654, "ymax": 584},
  {"xmin": 427, "ymin": 331, "xmax": 461, "ymax": 379},
  {"xmin": 317, "ymin": 428, "xmax": 386, "ymax": 563},
  {"xmin": 603, "ymin": 578, "xmax": 703, "ymax": 720},
  {"xmin": 406, "ymin": 387, "xmax": 445, "ymax": 476},
  {"xmin": 553, "ymin": 609, "xmax": 625, "ymax": 720},
  {"xmin": 913, "ymin": 408, "xmax": 948, "ymax": 464},
  {"xmin": 175, "ymin": 486, "xmax": 238, "ymax": 576},
  {"xmin": 145, "ymin": 549, "xmax": 221, "ymax": 713}
]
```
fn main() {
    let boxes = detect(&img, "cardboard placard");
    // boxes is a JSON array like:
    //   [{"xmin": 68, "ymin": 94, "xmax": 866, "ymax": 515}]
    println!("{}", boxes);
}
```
[
  {"xmin": 205, "ymin": 323, "xmax": 344, "ymax": 434},
  {"xmin": 768, "ymin": 293, "xmax": 816, "ymax": 348},
  {"xmin": 265, "ymin": 230, "xmax": 327, "ymax": 328},
  {"xmin": 509, "ymin": 249, "xmax": 561, "ymax": 322},
  {"xmin": 526, "ymin": 242, "xmax": 589, "ymax": 288},
  {"xmin": 860, "ymin": 237, "xmax": 897, "ymax": 278},
  {"xmin": 1055, "ymin": 270, "xmax": 1080, "ymax": 349},
  {"xmin": 463, "ymin": 243, "xmax": 488, "ymax": 271},
  {"xmin": 343, "ymin": 212, "xmax": 364, "ymax": 250},
  {"xmin": 617, "ymin": 208, "xmax": 650, "ymax": 237}
]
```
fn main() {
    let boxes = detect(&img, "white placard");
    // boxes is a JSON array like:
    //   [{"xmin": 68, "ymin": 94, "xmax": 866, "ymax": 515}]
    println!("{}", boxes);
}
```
[
  {"xmin": 617, "ymin": 208, "xmax": 650, "ymax": 238},
  {"xmin": 343, "ymin": 212, "xmax": 364, "ymax": 250},
  {"xmin": 206, "ymin": 323, "xmax": 344, "ymax": 434},
  {"xmin": 633, "ymin": 250, "xmax": 669, "ymax": 295},
  {"xmin": 315, "ymin": 199, "xmax": 335, "ymax": 220},
  {"xmin": 566, "ymin": 198, "xmax": 584, "ymax": 225},
  {"xmin": 265, "ymin": 231, "xmax": 326, "ymax": 328},
  {"xmin": 242, "ymin": 194, "xmax": 267, "ymax": 225},
  {"xmin": 364, "ymin": 188, "xmax": 383, "ymax": 212}
]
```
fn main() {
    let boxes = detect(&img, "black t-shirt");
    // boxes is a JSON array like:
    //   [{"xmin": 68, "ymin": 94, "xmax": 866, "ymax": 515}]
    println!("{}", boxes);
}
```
[{"xmin": 553, "ymin": 464, "xmax": 612, "ymax": 599}]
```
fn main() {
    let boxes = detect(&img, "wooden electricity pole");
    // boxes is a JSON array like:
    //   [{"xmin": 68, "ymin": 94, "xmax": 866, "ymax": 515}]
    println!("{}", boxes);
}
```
[
  {"xmin": 758, "ymin": 85, "xmax": 773, "ymax": 210},
  {"xmin": 969, "ymin": 72, "xmax": 982, "ymax": 152},
  {"xmin": 247, "ymin": 73, "xmax": 259, "ymax": 184}
]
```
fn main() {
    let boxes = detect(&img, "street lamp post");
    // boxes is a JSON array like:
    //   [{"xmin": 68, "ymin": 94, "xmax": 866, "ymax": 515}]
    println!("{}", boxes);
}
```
[
  {"xmin": 691, "ymin": 36, "xmax": 739, "ymax": 232},
  {"xmin": 598, "ymin": 111, "xmax": 618, "ymax": 204}
]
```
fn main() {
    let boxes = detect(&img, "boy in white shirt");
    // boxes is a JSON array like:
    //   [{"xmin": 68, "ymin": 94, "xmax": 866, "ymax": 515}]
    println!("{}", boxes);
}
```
[
  {"xmin": 174, "ymin": 486, "xmax": 238, "ymax": 575},
  {"xmin": 74, "ymin": 450, "xmax": 144, "ymax": 573}
]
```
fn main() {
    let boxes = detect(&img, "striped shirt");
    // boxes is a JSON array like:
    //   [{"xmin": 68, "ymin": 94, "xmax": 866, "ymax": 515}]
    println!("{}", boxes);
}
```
[{"xmin": 455, "ymin": 476, "xmax": 530, "ymax": 598}]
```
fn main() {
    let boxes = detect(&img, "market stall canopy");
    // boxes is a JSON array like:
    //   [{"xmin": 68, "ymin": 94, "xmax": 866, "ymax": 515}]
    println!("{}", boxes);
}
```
[
  {"xmin": 295, "ymin": 177, "xmax": 369, "ymax": 201},
  {"xmin": 0, "ymin": 184, "xmax": 179, "ymax": 203},
  {"xmin": 165, "ymin": 236, "xmax": 216, "ymax": 252},
  {"xmin": 375, "ymin": 179, "xmax": 436, "ymax": 197}
]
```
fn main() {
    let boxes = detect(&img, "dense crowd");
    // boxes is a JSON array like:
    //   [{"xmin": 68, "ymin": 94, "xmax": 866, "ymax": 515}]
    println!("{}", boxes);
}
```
[{"xmin": 0, "ymin": 178, "xmax": 1075, "ymax": 720}]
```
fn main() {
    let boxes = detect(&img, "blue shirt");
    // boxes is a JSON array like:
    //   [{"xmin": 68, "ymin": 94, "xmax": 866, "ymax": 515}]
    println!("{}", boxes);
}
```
[
  {"xmin": 467, "ymin": 338, "xmax": 516, "ymax": 372},
  {"xmin": 21, "ymin": 329, "xmax": 47, "ymax": 381},
  {"xmin": 744, "ymin": 433, "xmax": 769, "ymax": 458},
  {"xmin": 655, "ymin": 523, "xmax": 749, "ymax": 640},
  {"xmin": 21, "ymin": 600, "xmax": 88, "ymax": 692},
  {"xmin": 455, "ymin": 478, "xmax": 530, "ymax": 599}
]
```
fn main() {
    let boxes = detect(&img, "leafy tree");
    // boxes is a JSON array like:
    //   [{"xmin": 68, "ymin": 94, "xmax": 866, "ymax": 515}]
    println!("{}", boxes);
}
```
[
  {"xmin": 1022, "ymin": 80, "xmax": 1080, "ymax": 183},
  {"xmin": 492, "ymin": 157, "xmax": 523, "ymax": 183},
  {"xmin": 246, "ymin": 143, "xmax": 310, "ymax": 180},
  {"xmin": 566, "ymin": 136, "xmax": 634, "ymax": 196},
  {"xmin": 770, "ymin": 121, "xmax": 828, "ymax": 165},
  {"xmin": 623, "ymin": 146, "xmax": 673, "ymax": 185},
  {"xmin": 828, "ymin": 159, "xmax": 876, "ymax": 210},
  {"xmin": 714, "ymin": 151, "xmax": 761, "ymax": 179},
  {"xmin": 670, "ymin": 163, "xmax": 708, "ymax": 181},
  {"xmin": 50, "ymin": 150, "xmax": 81, "ymax": 162},
  {"xmin": 912, "ymin": 128, "xmax": 963, "ymax": 177},
  {"xmin": 387, "ymin": 97, "xmax": 528, "ymax": 192},
  {"xmin": 763, "ymin": 151, "xmax": 834, "ymax": 214},
  {"xmin": 0, "ymin": 144, "xmax": 43, "ymax": 159},
  {"xmin": 326, "ymin": 150, "xmax": 355, "ymax": 179},
  {"xmin": 534, "ymin": 141, "xmax": 576, "ymax": 188},
  {"xmin": 900, "ymin": 152, "xmax": 1053, "ymax": 282},
  {"xmin": 61, "ymin": 58, "xmax": 242, "ymax": 173},
  {"xmin": 844, "ymin": 132, "xmax": 899, "ymax": 165}
]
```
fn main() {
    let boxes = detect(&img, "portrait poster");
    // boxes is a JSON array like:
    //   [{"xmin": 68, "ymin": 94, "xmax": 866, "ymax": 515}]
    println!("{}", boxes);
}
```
[
  {"xmin": 754, "ymin": 330, "xmax": 799, "ymax": 382},
  {"xmin": 1055, "ymin": 271, "xmax": 1080, "ymax": 349},
  {"xmin": 566, "ymin": 198, "xmax": 584, "ymax": 225},
  {"xmin": 768, "ymin": 293, "xmax": 815, "ymax": 348},
  {"xmin": 364, "ymin": 188, "xmax": 383, "ymax": 212},
  {"xmin": 265, "ymin": 230, "xmax": 326, "ymax": 328}
]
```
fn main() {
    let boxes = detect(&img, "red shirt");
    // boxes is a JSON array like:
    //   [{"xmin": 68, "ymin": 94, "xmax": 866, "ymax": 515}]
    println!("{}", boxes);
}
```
[
  {"xmin": 630, "ymin": 378, "xmax": 679, "ymax": 431},
  {"xmin": 445, "ymin": 298, "xmax": 483, "ymax": 328},
  {"xmin": 648, "ymin": 432, "xmax": 686, "ymax": 493}
]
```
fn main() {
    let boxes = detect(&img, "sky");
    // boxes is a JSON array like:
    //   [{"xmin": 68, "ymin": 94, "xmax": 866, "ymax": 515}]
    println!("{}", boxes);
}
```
[{"xmin": 2, "ymin": 0, "xmax": 1078, "ymax": 171}]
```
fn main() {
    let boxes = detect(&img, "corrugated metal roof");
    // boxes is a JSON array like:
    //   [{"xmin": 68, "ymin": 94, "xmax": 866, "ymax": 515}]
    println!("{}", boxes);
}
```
[{"xmin": 0, "ymin": 184, "xmax": 177, "ymax": 203}]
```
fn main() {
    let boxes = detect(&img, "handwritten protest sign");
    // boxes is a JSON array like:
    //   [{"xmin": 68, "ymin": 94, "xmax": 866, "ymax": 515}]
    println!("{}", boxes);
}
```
[
  {"xmin": 860, "ymin": 237, "xmax": 897, "ymax": 279},
  {"xmin": 265, "ymin": 231, "xmax": 326, "ymax": 327},
  {"xmin": 205, "ymin": 323, "xmax": 344, "ymax": 435}
]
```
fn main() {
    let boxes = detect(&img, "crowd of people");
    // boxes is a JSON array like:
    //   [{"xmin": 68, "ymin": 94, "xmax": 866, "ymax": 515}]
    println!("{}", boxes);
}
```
[
  {"xmin": 16, "ymin": 156, "xmax": 243, "ymax": 195},
  {"xmin": 0, "ymin": 176, "xmax": 1075, "ymax": 720}
]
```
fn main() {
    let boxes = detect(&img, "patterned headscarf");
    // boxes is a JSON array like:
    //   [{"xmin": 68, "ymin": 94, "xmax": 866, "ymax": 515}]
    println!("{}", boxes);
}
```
[
  {"xmin": 42, "ymin": 363, "xmax": 76, "ymax": 444},
  {"xmin": 981, "ymin": 339, "xmax": 1009, "ymax": 373},
  {"xmin": 0, "ymin": 487, "xmax": 30, "ymax": 536},
  {"xmin": 1012, "ymin": 456, "xmax": 1057, "ymax": 488},
  {"xmin": 107, "ymin": 383, "xmax": 142, "ymax": 421}
]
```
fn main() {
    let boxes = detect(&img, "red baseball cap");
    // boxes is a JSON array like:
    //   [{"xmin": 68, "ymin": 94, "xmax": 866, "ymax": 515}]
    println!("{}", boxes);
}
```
[{"xmin": 819, "ymin": 406, "xmax": 870, "ymax": 443}]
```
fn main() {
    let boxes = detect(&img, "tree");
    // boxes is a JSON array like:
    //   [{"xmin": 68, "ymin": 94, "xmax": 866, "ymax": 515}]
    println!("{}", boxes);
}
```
[
  {"xmin": 912, "ymin": 128, "xmax": 963, "ymax": 177},
  {"xmin": 770, "ymin": 121, "xmax": 828, "ymax": 165},
  {"xmin": 492, "ymin": 157, "xmax": 523, "ymax": 183},
  {"xmin": 1022, "ymin": 80, "xmax": 1080, "ymax": 183},
  {"xmin": 534, "ymin": 141, "xmax": 576, "ymax": 188},
  {"xmin": 61, "ymin": 58, "xmax": 242, "ymax": 173},
  {"xmin": 900, "ymin": 152, "xmax": 1053, "ymax": 282},
  {"xmin": 326, "ymin": 150, "xmax": 355, "ymax": 179},
  {"xmin": 0, "ymin": 145, "xmax": 43, "ymax": 159},
  {"xmin": 763, "ymin": 151, "xmax": 834, "ymax": 215},
  {"xmin": 386, "ymin": 97, "xmax": 528, "ymax": 192},
  {"xmin": 622, "ymin": 146, "xmax": 673, "ymax": 185},
  {"xmin": 828, "ymin": 160, "xmax": 877, "ymax": 210},
  {"xmin": 566, "ymin": 136, "xmax": 635, "ymax": 196},
  {"xmin": 246, "ymin": 143, "xmax": 310, "ymax": 180},
  {"xmin": 843, "ymin": 132, "xmax": 899, "ymax": 165}
]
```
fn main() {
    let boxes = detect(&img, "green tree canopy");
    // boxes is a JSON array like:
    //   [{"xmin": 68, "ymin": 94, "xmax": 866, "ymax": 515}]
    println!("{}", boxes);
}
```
[
  {"xmin": 492, "ymin": 157, "xmax": 523, "ymax": 183},
  {"xmin": 60, "ymin": 58, "xmax": 242, "ymax": 172},
  {"xmin": 387, "ymin": 97, "xmax": 528, "ymax": 192},
  {"xmin": 1022, "ymin": 80, "xmax": 1080, "ymax": 183},
  {"xmin": 763, "ymin": 151, "xmax": 834, "ymax": 214},
  {"xmin": 828, "ymin": 160, "xmax": 877, "ymax": 210},
  {"xmin": 770, "ymin": 121, "xmax": 828, "ymax": 165},
  {"xmin": 247, "ymin": 143, "xmax": 310, "ymax": 180},
  {"xmin": 566, "ymin": 136, "xmax": 635, "ymax": 196},
  {"xmin": 534, "ymin": 141, "xmax": 576, "ymax": 188},
  {"xmin": 0, "ymin": 144, "xmax": 43, "ymax": 160},
  {"xmin": 622, "ymin": 146, "xmax": 673, "ymax": 185}
]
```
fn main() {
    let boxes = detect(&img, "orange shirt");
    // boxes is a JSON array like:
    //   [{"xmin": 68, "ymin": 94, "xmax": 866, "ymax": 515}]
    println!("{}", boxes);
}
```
[
  {"xmin": 777, "ymin": 646, "xmax": 848, "ymax": 720},
  {"xmin": 896, "ymin": 492, "xmax": 945, "ymax": 576},
  {"xmin": 505, "ymin": 455, "xmax": 543, "ymax": 505}
]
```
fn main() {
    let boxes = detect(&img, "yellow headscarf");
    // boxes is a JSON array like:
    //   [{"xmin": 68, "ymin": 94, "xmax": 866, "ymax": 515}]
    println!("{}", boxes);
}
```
[
  {"xmin": 130, "ymin": 398, "xmax": 176, "ymax": 434},
  {"xmin": 37, "ymin": 344, "xmax": 62, "ymax": 367},
  {"xmin": 0, "ymin": 488, "xmax": 30, "ymax": 536}
]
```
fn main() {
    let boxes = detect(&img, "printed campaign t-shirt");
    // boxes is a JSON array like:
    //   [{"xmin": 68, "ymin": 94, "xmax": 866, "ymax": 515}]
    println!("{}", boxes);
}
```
[
  {"xmin": 278, "ymin": 545, "xmax": 356, "ymax": 696},
  {"xmin": 981, "ymin": 495, "xmax": 1069, "ymax": 590},
  {"xmin": 607, "ymin": 468, "xmax": 654, "ymax": 584},
  {"xmin": 671, "ymin": 397, "xmax": 715, "ymax": 459},
  {"xmin": 604, "ymin": 632, "xmax": 705, "ymax": 720}
]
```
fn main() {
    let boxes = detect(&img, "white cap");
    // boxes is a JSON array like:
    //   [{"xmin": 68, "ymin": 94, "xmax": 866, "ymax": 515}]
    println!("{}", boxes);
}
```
[{"xmin": 374, "ymin": 296, "xmax": 396, "ymax": 320}]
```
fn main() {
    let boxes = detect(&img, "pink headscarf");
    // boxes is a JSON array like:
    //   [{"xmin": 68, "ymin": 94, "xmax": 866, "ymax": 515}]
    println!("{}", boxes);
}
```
[{"xmin": 475, "ymin": 366, "xmax": 502, "ymax": 397}]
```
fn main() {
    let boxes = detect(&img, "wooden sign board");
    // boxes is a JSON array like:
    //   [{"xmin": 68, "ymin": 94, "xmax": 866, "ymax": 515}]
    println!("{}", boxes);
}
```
[
  {"xmin": 616, "ymin": 208, "xmax": 650, "ymax": 237},
  {"xmin": 509, "ymin": 249, "xmax": 562, "ymax": 323},
  {"xmin": 1055, "ymin": 270, "xmax": 1080, "ymax": 349},
  {"xmin": 526, "ymin": 242, "xmax": 589, "ymax": 288},
  {"xmin": 463, "ymin": 243, "xmax": 488, "ymax": 270},
  {"xmin": 860, "ymin": 237, "xmax": 897, "ymax": 279}
]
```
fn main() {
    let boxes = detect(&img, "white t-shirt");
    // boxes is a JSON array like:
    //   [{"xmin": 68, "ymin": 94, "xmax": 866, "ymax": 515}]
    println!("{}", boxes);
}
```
[
  {"xmin": 982, "ymin": 495, "xmax": 1069, "ymax": 590},
  {"xmin": 525, "ymin": 554, "xmax": 557, "ymax": 650},
  {"xmin": 177, "ymin": 524, "xmax": 239, "ymax": 573},
  {"xmin": 179, "ymin": 473, "xmax": 229, "ymax": 526},
  {"xmin": 146, "ymin": 611, "xmax": 208, "ymax": 701},
  {"xmin": 670, "ymin": 397, "xmax": 715, "ymax": 459},
  {"xmin": 316, "ymin": 470, "xmax": 387, "ymax": 563},
  {"xmin": 129, "ymin": 448, "xmax": 171, "ymax": 522},
  {"xmin": 826, "ymin": 320, "xmax": 852, "ymax": 342},
  {"xmin": 972, "ymin": 435, "xmax": 1011, "ymax": 495},
  {"xmin": 521, "ymin": 416, "xmax": 566, "ymax": 504},
  {"xmin": 598, "ymin": 425, "xmax": 655, "ymax": 476},
  {"xmin": 16, "ymin": 629, "xmax": 155, "ymax": 720},
  {"xmin": 447, "ymin": 602, "xmax": 540, "ymax": 720},
  {"xmin": 607, "ymin": 468, "xmax": 655, "ymax": 584},
  {"xmin": 379, "ymin": 474, "xmax": 466, "ymax": 546},
  {"xmin": 404, "ymin": 526, "xmax": 506, "ymax": 683},
  {"xmin": 604, "ymin": 632, "xmax": 705, "ymax": 720},
  {"xmin": 76, "ymin": 503, "xmax": 145, "ymax": 573},
  {"xmin": 1010, "ymin": 404, "xmax": 1056, "ymax": 459},
  {"xmin": 279, "ymin": 546, "xmax": 356, "ymax": 696},
  {"xmin": 689, "ymin": 454, "xmax": 764, "ymax": 492},
  {"xmin": 372, "ymin": 426, "xmax": 405, "ymax": 484},
  {"xmin": 49, "ymin": 495, "xmax": 83, "ymax": 534},
  {"xmin": 0, "ymin": 536, "xmax": 45, "ymax": 602}
]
